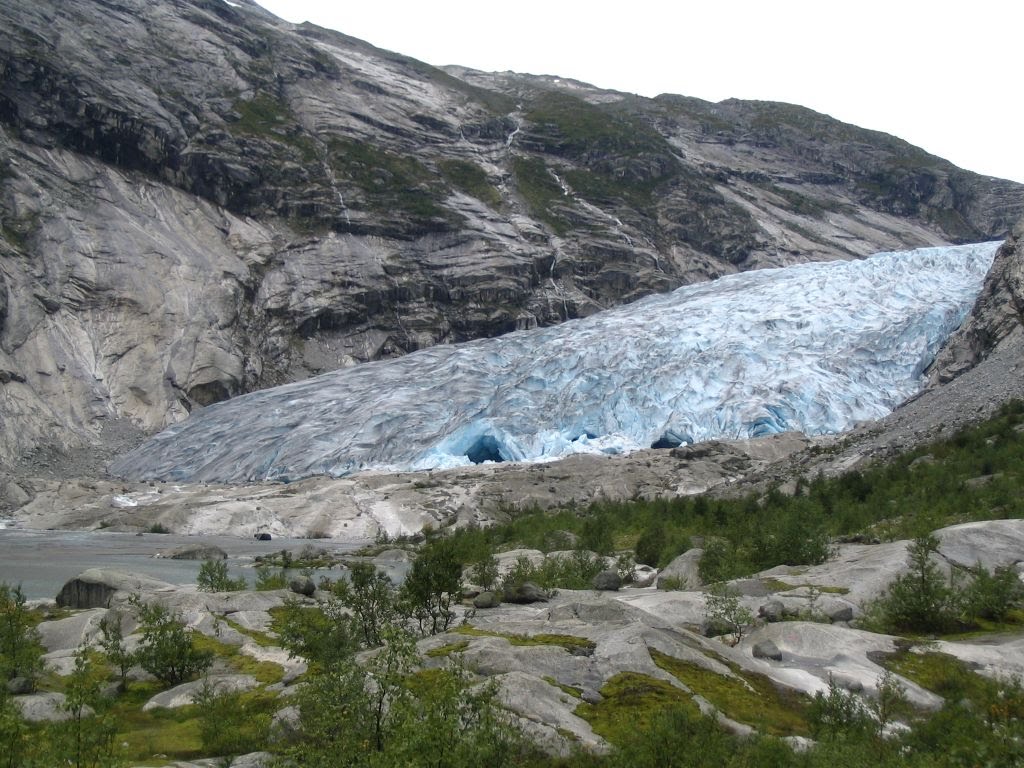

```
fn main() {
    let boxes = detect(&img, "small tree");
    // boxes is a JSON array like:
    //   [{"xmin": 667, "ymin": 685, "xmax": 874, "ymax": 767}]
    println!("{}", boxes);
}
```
[
  {"xmin": 877, "ymin": 534, "xmax": 955, "ymax": 633},
  {"xmin": 58, "ymin": 646, "xmax": 119, "ymax": 768},
  {"xmin": 808, "ymin": 675, "xmax": 873, "ymax": 741},
  {"xmin": 333, "ymin": 562, "xmax": 397, "ymax": 648},
  {"xmin": 401, "ymin": 539, "xmax": 462, "ymax": 636},
  {"xmin": 0, "ymin": 583, "xmax": 43, "ymax": 689},
  {"xmin": 959, "ymin": 562, "xmax": 1023, "ymax": 624},
  {"xmin": 131, "ymin": 599, "xmax": 212, "ymax": 686},
  {"xmin": 196, "ymin": 559, "xmax": 247, "ymax": 593},
  {"xmin": 0, "ymin": 688, "xmax": 29, "ymax": 768},
  {"xmin": 97, "ymin": 611, "xmax": 135, "ymax": 690},
  {"xmin": 469, "ymin": 554, "xmax": 500, "ymax": 592},
  {"xmin": 703, "ymin": 583, "xmax": 753, "ymax": 645},
  {"xmin": 870, "ymin": 669, "xmax": 910, "ymax": 737},
  {"xmin": 195, "ymin": 676, "xmax": 268, "ymax": 761},
  {"xmin": 276, "ymin": 596, "xmax": 358, "ymax": 671}
]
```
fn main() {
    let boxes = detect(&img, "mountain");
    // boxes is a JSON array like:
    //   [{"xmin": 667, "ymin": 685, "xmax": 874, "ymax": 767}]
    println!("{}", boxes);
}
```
[{"xmin": 1, "ymin": 0, "xmax": 1023, "ymax": 469}]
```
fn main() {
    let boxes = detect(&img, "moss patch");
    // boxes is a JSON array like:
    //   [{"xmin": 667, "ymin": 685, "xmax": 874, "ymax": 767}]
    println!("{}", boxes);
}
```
[
  {"xmin": 452, "ymin": 625, "xmax": 596, "ymax": 653},
  {"xmin": 651, "ymin": 650, "xmax": 811, "ymax": 736},
  {"xmin": 328, "ymin": 137, "xmax": 458, "ymax": 228},
  {"xmin": 192, "ymin": 633, "xmax": 284, "ymax": 685},
  {"xmin": 438, "ymin": 159, "xmax": 502, "ymax": 208},
  {"xmin": 511, "ymin": 156, "xmax": 570, "ymax": 235},
  {"xmin": 881, "ymin": 649, "xmax": 996, "ymax": 704},
  {"xmin": 543, "ymin": 675, "xmax": 583, "ymax": 699},
  {"xmin": 574, "ymin": 672, "xmax": 698, "ymax": 746},
  {"xmin": 426, "ymin": 640, "xmax": 470, "ymax": 658}
]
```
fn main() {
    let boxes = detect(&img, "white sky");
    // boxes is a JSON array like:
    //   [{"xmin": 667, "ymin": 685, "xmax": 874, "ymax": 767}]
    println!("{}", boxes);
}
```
[{"xmin": 256, "ymin": 0, "xmax": 1023, "ymax": 184}]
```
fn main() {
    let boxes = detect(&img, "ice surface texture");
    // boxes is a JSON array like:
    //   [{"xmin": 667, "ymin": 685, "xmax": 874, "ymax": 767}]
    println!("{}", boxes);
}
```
[{"xmin": 111, "ymin": 243, "xmax": 999, "ymax": 482}]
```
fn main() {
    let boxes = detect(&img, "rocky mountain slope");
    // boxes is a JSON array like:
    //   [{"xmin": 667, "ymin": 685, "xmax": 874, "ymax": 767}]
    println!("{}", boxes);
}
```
[{"xmin": 1, "ymin": 0, "xmax": 1023, "ymax": 468}]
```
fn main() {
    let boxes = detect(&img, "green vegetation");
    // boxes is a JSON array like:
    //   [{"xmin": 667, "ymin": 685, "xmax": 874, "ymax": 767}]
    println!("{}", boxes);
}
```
[
  {"xmin": 328, "ymin": 137, "xmax": 459, "ymax": 229},
  {"xmin": 861, "ymin": 533, "xmax": 1024, "ymax": 635},
  {"xmin": 451, "ymin": 626, "xmax": 596, "ymax": 654},
  {"xmin": 511, "ymin": 156, "xmax": 571, "ymax": 235},
  {"xmin": 438, "ymin": 159, "xmax": 502, "ymax": 208},
  {"xmin": 523, "ymin": 92, "xmax": 673, "ymax": 166},
  {"xmin": 231, "ymin": 93, "xmax": 317, "ymax": 161},
  {"xmin": 0, "ymin": 584, "xmax": 43, "ymax": 689},
  {"xmin": 442, "ymin": 400, "xmax": 1024, "ymax": 587},
  {"xmin": 196, "ymin": 559, "xmax": 247, "ymax": 593},
  {"xmin": 574, "ymin": 672, "xmax": 698, "ymax": 745},
  {"xmin": 652, "ymin": 650, "xmax": 810, "ymax": 736},
  {"xmin": 130, "ymin": 599, "xmax": 213, "ymax": 686}
]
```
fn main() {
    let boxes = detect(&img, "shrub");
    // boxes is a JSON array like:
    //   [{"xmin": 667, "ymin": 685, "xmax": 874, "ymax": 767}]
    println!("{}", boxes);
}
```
[
  {"xmin": 97, "ymin": 611, "xmax": 135, "ymax": 688},
  {"xmin": 401, "ymin": 539, "xmax": 462, "ymax": 636},
  {"xmin": 873, "ymin": 534, "xmax": 956, "ymax": 633},
  {"xmin": 703, "ymin": 584, "xmax": 753, "ymax": 644},
  {"xmin": 808, "ymin": 676, "xmax": 872, "ymax": 740},
  {"xmin": 959, "ymin": 563, "xmax": 1023, "ymax": 623},
  {"xmin": 196, "ymin": 559, "xmax": 247, "ymax": 593},
  {"xmin": 130, "ymin": 598, "xmax": 213, "ymax": 686},
  {"xmin": 254, "ymin": 565, "xmax": 288, "ymax": 591},
  {"xmin": 333, "ymin": 562, "xmax": 397, "ymax": 648},
  {"xmin": 468, "ymin": 554, "xmax": 500, "ymax": 591},
  {"xmin": 0, "ymin": 583, "xmax": 43, "ymax": 688}
]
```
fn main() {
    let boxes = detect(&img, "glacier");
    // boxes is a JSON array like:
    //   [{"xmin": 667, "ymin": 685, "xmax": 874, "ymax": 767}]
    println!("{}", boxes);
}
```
[{"xmin": 110, "ymin": 242, "xmax": 999, "ymax": 483}]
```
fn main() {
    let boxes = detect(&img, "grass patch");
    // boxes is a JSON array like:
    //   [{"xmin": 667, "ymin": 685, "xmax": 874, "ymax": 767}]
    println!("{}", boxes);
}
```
[
  {"xmin": 574, "ymin": 672, "xmax": 698, "ymax": 746},
  {"xmin": 543, "ymin": 675, "xmax": 583, "ymax": 699},
  {"xmin": 426, "ymin": 640, "xmax": 470, "ymax": 658},
  {"xmin": 438, "ymin": 159, "xmax": 502, "ymax": 208},
  {"xmin": 231, "ymin": 93, "xmax": 317, "ymax": 161},
  {"xmin": 110, "ymin": 682, "xmax": 204, "ymax": 763},
  {"xmin": 327, "ymin": 137, "xmax": 458, "ymax": 229},
  {"xmin": 452, "ymin": 625, "xmax": 596, "ymax": 653},
  {"xmin": 511, "ymin": 156, "xmax": 570, "ymax": 235},
  {"xmin": 652, "ymin": 650, "xmax": 811, "ymax": 736},
  {"xmin": 881, "ymin": 649, "xmax": 1000, "ymax": 704},
  {"xmin": 191, "ymin": 633, "xmax": 284, "ymax": 685},
  {"xmin": 220, "ymin": 616, "xmax": 280, "ymax": 649}
]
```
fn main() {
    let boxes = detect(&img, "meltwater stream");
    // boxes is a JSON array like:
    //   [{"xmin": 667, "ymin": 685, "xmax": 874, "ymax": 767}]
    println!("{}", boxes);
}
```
[{"xmin": 111, "ymin": 242, "xmax": 999, "ymax": 483}]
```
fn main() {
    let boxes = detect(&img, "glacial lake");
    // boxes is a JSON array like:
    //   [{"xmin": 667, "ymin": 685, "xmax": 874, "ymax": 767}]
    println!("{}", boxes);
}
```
[{"xmin": 0, "ymin": 527, "xmax": 367, "ymax": 600}]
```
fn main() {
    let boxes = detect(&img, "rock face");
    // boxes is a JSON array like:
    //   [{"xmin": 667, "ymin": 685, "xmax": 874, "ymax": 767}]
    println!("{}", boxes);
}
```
[
  {"xmin": 930, "ymin": 217, "xmax": 1024, "ymax": 383},
  {"xmin": 0, "ymin": 0, "xmax": 1021, "ymax": 476}
]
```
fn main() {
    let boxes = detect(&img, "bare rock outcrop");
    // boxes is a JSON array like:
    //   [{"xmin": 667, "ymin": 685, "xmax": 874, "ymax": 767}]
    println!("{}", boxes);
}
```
[{"xmin": 930, "ymin": 217, "xmax": 1024, "ymax": 383}]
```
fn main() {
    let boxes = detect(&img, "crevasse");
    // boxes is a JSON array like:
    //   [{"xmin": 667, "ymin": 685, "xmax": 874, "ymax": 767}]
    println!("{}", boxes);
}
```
[{"xmin": 110, "ymin": 242, "xmax": 999, "ymax": 483}]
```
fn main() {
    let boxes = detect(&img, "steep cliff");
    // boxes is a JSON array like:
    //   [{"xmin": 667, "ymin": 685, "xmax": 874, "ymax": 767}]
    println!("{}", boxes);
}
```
[
  {"xmin": 0, "ymin": 0, "xmax": 1022, "ymax": 467},
  {"xmin": 929, "ymin": 217, "xmax": 1024, "ymax": 383}
]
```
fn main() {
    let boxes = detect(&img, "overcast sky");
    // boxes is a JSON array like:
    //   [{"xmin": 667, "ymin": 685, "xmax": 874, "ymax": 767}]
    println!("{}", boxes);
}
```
[{"xmin": 256, "ymin": 1, "xmax": 1023, "ymax": 184}]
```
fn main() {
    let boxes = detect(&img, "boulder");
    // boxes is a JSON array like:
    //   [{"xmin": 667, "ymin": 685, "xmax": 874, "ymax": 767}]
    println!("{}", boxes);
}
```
[
  {"xmin": 501, "ymin": 582, "xmax": 549, "ymax": 604},
  {"xmin": 826, "ymin": 604, "xmax": 855, "ymax": 623},
  {"xmin": 269, "ymin": 705, "xmax": 301, "ymax": 744},
  {"xmin": 143, "ymin": 674, "xmax": 258, "ymax": 711},
  {"xmin": 6, "ymin": 676, "xmax": 35, "ymax": 695},
  {"xmin": 759, "ymin": 600, "xmax": 785, "ymax": 622},
  {"xmin": 631, "ymin": 564, "xmax": 658, "ymax": 588},
  {"xmin": 289, "ymin": 576, "xmax": 316, "ymax": 597},
  {"xmin": 591, "ymin": 570, "xmax": 622, "ymax": 591},
  {"xmin": 657, "ymin": 548, "xmax": 703, "ymax": 590},
  {"xmin": 55, "ymin": 569, "xmax": 177, "ymax": 609},
  {"xmin": 473, "ymin": 591, "xmax": 501, "ymax": 609},
  {"xmin": 37, "ymin": 608, "xmax": 108, "ymax": 652},
  {"xmin": 157, "ymin": 544, "xmax": 228, "ymax": 561},
  {"xmin": 14, "ymin": 692, "xmax": 88, "ymax": 722},
  {"xmin": 752, "ymin": 639, "xmax": 783, "ymax": 661}
]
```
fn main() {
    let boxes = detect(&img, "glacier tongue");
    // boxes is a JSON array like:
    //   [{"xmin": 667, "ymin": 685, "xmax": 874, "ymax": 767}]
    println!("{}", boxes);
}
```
[{"xmin": 111, "ymin": 243, "xmax": 1000, "ymax": 483}]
